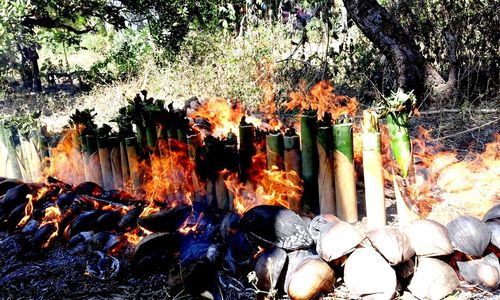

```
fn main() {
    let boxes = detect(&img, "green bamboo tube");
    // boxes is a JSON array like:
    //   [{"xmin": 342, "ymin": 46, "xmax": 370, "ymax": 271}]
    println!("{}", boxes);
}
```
[
  {"xmin": 266, "ymin": 132, "xmax": 284, "ymax": 170},
  {"xmin": 135, "ymin": 124, "xmax": 147, "ymax": 157},
  {"xmin": 284, "ymin": 132, "xmax": 301, "ymax": 212},
  {"xmin": 145, "ymin": 124, "xmax": 157, "ymax": 154},
  {"xmin": 300, "ymin": 110, "xmax": 319, "ymax": 214},
  {"xmin": 317, "ymin": 125, "xmax": 335, "ymax": 215},
  {"xmin": 362, "ymin": 110, "xmax": 386, "ymax": 230},
  {"xmin": 27, "ymin": 131, "xmax": 42, "ymax": 181},
  {"xmin": 387, "ymin": 112, "xmax": 412, "ymax": 178},
  {"xmin": 108, "ymin": 137, "xmax": 123, "ymax": 190},
  {"xmin": 3, "ymin": 125, "xmax": 22, "ymax": 179},
  {"xmin": 177, "ymin": 127, "xmax": 187, "ymax": 144},
  {"xmin": 86, "ymin": 134, "xmax": 103, "ymax": 186},
  {"xmin": 333, "ymin": 122, "xmax": 358, "ymax": 223},
  {"xmin": 98, "ymin": 137, "xmax": 114, "ymax": 190},
  {"xmin": 238, "ymin": 123, "xmax": 255, "ymax": 181},
  {"xmin": 19, "ymin": 136, "xmax": 32, "ymax": 182},
  {"xmin": 125, "ymin": 136, "xmax": 141, "ymax": 193},
  {"xmin": 119, "ymin": 140, "xmax": 130, "ymax": 190}
]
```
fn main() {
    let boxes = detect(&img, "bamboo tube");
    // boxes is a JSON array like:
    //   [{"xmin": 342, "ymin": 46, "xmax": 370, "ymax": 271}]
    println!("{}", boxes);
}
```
[
  {"xmin": 0, "ymin": 123, "xmax": 9, "ymax": 177},
  {"xmin": 27, "ymin": 132, "xmax": 42, "ymax": 181},
  {"xmin": 80, "ymin": 134, "xmax": 91, "ymax": 181},
  {"xmin": 333, "ymin": 122, "xmax": 358, "ymax": 223},
  {"xmin": 393, "ymin": 172, "xmax": 420, "ymax": 226},
  {"xmin": 238, "ymin": 119, "xmax": 255, "ymax": 181},
  {"xmin": 109, "ymin": 138, "xmax": 123, "ymax": 190},
  {"xmin": 125, "ymin": 136, "xmax": 141, "ymax": 193},
  {"xmin": 317, "ymin": 125, "xmax": 335, "ymax": 215},
  {"xmin": 266, "ymin": 132, "xmax": 284, "ymax": 170},
  {"xmin": 98, "ymin": 137, "xmax": 114, "ymax": 190},
  {"xmin": 19, "ymin": 136, "xmax": 33, "ymax": 182},
  {"xmin": 119, "ymin": 140, "xmax": 130, "ymax": 190},
  {"xmin": 387, "ymin": 113, "xmax": 412, "ymax": 178},
  {"xmin": 3, "ymin": 125, "xmax": 22, "ymax": 179},
  {"xmin": 187, "ymin": 132, "xmax": 203, "ymax": 203},
  {"xmin": 135, "ymin": 124, "xmax": 147, "ymax": 158},
  {"xmin": 224, "ymin": 131, "xmax": 238, "ymax": 210},
  {"xmin": 300, "ymin": 110, "xmax": 319, "ymax": 214},
  {"xmin": 177, "ymin": 127, "xmax": 187, "ymax": 144},
  {"xmin": 86, "ymin": 134, "xmax": 103, "ymax": 186},
  {"xmin": 284, "ymin": 130, "xmax": 302, "ymax": 212},
  {"xmin": 145, "ymin": 124, "xmax": 157, "ymax": 154},
  {"xmin": 362, "ymin": 110, "xmax": 386, "ymax": 230},
  {"xmin": 38, "ymin": 127, "xmax": 50, "ymax": 169}
]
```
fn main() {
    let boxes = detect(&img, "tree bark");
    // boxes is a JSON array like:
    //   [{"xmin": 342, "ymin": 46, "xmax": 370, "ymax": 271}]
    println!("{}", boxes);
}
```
[{"xmin": 342, "ymin": 0, "xmax": 456, "ymax": 105}]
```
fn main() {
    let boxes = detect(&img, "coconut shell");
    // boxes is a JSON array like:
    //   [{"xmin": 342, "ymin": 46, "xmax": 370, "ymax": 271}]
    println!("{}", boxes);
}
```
[
  {"xmin": 317, "ymin": 220, "xmax": 364, "ymax": 262},
  {"xmin": 446, "ymin": 216, "xmax": 491, "ymax": 257},
  {"xmin": 131, "ymin": 232, "xmax": 178, "ymax": 272},
  {"xmin": 0, "ymin": 180, "xmax": 20, "ymax": 197},
  {"xmin": 137, "ymin": 204, "xmax": 192, "ymax": 233},
  {"xmin": 367, "ymin": 226, "xmax": 415, "ymax": 265},
  {"xmin": 308, "ymin": 214, "xmax": 340, "ymax": 244},
  {"xmin": 286, "ymin": 256, "xmax": 335, "ymax": 300},
  {"xmin": 254, "ymin": 247, "xmax": 287, "ymax": 293},
  {"xmin": 240, "ymin": 205, "xmax": 313, "ymax": 250},
  {"xmin": 482, "ymin": 204, "xmax": 500, "ymax": 223},
  {"xmin": 403, "ymin": 219, "xmax": 453, "ymax": 257},
  {"xmin": 485, "ymin": 221, "xmax": 500, "ymax": 248},
  {"xmin": 1, "ymin": 183, "xmax": 29, "ymax": 213},
  {"xmin": 344, "ymin": 247, "xmax": 397, "ymax": 299},
  {"xmin": 408, "ymin": 257, "xmax": 459, "ymax": 300},
  {"xmin": 457, "ymin": 253, "xmax": 500, "ymax": 290}
]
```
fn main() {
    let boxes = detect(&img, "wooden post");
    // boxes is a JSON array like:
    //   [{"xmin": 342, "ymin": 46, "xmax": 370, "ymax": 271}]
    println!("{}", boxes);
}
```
[
  {"xmin": 301, "ymin": 110, "xmax": 319, "ymax": 214},
  {"xmin": 333, "ymin": 122, "xmax": 358, "ymax": 223},
  {"xmin": 362, "ymin": 110, "xmax": 386, "ymax": 230},
  {"xmin": 317, "ymin": 124, "xmax": 335, "ymax": 215}
]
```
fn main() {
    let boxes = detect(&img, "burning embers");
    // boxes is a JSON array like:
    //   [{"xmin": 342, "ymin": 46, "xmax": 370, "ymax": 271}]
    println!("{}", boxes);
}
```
[{"xmin": 0, "ymin": 81, "xmax": 499, "ymax": 298}]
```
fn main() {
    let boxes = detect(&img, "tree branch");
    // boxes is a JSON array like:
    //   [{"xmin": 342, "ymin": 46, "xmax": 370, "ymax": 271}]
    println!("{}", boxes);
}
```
[{"xmin": 21, "ymin": 16, "xmax": 96, "ymax": 34}]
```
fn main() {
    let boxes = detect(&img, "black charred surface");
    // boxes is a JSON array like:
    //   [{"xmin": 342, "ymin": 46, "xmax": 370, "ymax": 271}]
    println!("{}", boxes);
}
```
[{"xmin": 137, "ymin": 204, "xmax": 192, "ymax": 233}]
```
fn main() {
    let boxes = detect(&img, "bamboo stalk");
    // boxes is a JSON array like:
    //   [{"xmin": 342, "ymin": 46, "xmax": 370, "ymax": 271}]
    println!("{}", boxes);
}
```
[
  {"xmin": 135, "ymin": 124, "xmax": 147, "ymax": 158},
  {"xmin": 393, "ymin": 172, "xmax": 420, "ymax": 226},
  {"xmin": 145, "ymin": 124, "xmax": 157, "ymax": 154},
  {"xmin": 266, "ymin": 132, "xmax": 284, "ymax": 170},
  {"xmin": 333, "ymin": 121, "xmax": 358, "ymax": 223},
  {"xmin": 0, "ymin": 123, "xmax": 9, "ymax": 177},
  {"xmin": 3, "ymin": 125, "xmax": 22, "ymax": 179},
  {"xmin": 317, "ymin": 124, "xmax": 335, "ymax": 215},
  {"xmin": 109, "ymin": 137, "xmax": 123, "ymax": 190},
  {"xmin": 238, "ymin": 119, "xmax": 256, "ymax": 181},
  {"xmin": 86, "ymin": 134, "xmax": 103, "ymax": 186},
  {"xmin": 387, "ymin": 112, "xmax": 412, "ymax": 178},
  {"xmin": 79, "ymin": 134, "xmax": 91, "ymax": 181},
  {"xmin": 38, "ymin": 127, "xmax": 50, "ymax": 170},
  {"xmin": 362, "ymin": 110, "xmax": 386, "ymax": 230},
  {"xmin": 301, "ymin": 110, "xmax": 319, "ymax": 214},
  {"xmin": 187, "ymin": 132, "xmax": 203, "ymax": 203},
  {"xmin": 98, "ymin": 136, "xmax": 114, "ymax": 190},
  {"xmin": 27, "ymin": 131, "xmax": 42, "ymax": 181},
  {"xmin": 19, "ymin": 135, "xmax": 33, "ymax": 182},
  {"xmin": 177, "ymin": 127, "xmax": 187, "ymax": 144},
  {"xmin": 125, "ymin": 136, "xmax": 142, "ymax": 193},
  {"xmin": 284, "ymin": 130, "xmax": 301, "ymax": 213},
  {"xmin": 119, "ymin": 140, "xmax": 130, "ymax": 191}
]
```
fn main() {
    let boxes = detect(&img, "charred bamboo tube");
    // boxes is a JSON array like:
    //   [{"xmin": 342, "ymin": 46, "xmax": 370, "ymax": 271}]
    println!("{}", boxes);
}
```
[
  {"xmin": 387, "ymin": 112, "xmax": 412, "ymax": 178},
  {"xmin": 109, "ymin": 137, "xmax": 123, "ymax": 190},
  {"xmin": 362, "ymin": 110, "xmax": 386, "ymax": 230},
  {"xmin": 187, "ymin": 132, "xmax": 203, "ymax": 202},
  {"xmin": 238, "ymin": 120, "xmax": 255, "ymax": 181},
  {"xmin": 98, "ymin": 137, "xmax": 114, "ymax": 190},
  {"xmin": 333, "ymin": 122, "xmax": 358, "ymax": 223},
  {"xmin": 86, "ymin": 134, "xmax": 103, "ymax": 187},
  {"xmin": 317, "ymin": 125, "xmax": 335, "ymax": 215},
  {"xmin": 284, "ymin": 131, "xmax": 301, "ymax": 212},
  {"xmin": 145, "ymin": 124, "xmax": 157, "ymax": 154},
  {"xmin": 125, "ymin": 136, "xmax": 141, "ymax": 193},
  {"xmin": 135, "ymin": 124, "xmax": 147, "ymax": 158},
  {"xmin": 266, "ymin": 132, "xmax": 284, "ymax": 170},
  {"xmin": 224, "ymin": 131, "xmax": 238, "ymax": 210},
  {"xmin": 177, "ymin": 127, "xmax": 187, "ymax": 144},
  {"xmin": 119, "ymin": 140, "xmax": 130, "ymax": 190},
  {"xmin": 301, "ymin": 110, "xmax": 319, "ymax": 214}
]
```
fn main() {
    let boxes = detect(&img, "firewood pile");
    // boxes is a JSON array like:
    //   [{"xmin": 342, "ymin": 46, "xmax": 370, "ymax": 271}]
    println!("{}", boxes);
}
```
[{"xmin": 0, "ymin": 82, "xmax": 499, "ymax": 299}]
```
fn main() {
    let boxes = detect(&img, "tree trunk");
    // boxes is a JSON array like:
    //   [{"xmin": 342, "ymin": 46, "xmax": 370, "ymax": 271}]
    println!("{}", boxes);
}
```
[
  {"xmin": 342, "ymin": 0, "xmax": 456, "ymax": 105},
  {"xmin": 19, "ymin": 46, "xmax": 42, "ymax": 92}
]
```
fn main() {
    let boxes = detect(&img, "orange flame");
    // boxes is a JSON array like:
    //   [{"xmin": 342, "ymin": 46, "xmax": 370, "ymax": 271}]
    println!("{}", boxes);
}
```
[{"xmin": 39, "ymin": 206, "xmax": 62, "ymax": 248}]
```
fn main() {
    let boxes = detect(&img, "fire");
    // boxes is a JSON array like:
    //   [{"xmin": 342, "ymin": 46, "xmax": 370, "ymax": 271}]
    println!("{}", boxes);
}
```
[
  {"xmin": 18, "ymin": 186, "xmax": 50, "ymax": 227},
  {"xmin": 39, "ymin": 206, "xmax": 62, "ymax": 248},
  {"xmin": 189, "ymin": 98, "xmax": 244, "ymax": 139},
  {"xmin": 286, "ymin": 81, "xmax": 358, "ymax": 120},
  {"xmin": 225, "ymin": 153, "xmax": 303, "ymax": 214}
]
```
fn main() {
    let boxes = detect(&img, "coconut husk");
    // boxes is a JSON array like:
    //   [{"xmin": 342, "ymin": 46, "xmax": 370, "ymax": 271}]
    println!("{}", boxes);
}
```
[
  {"xmin": 344, "ymin": 247, "xmax": 397, "ymax": 299},
  {"xmin": 317, "ymin": 220, "xmax": 365, "ymax": 262},
  {"xmin": 482, "ymin": 204, "xmax": 500, "ymax": 223},
  {"xmin": 254, "ymin": 247, "xmax": 287, "ymax": 295},
  {"xmin": 308, "ymin": 214, "xmax": 340, "ymax": 244},
  {"xmin": 446, "ymin": 215, "xmax": 491, "ymax": 257},
  {"xmin": 286, "ymin": 256, "xmax": 335, "ymax": 300},
  {"xmin": 367, "ymin": 226, "xmax": 415, "ymax": 265},
  {"xmin": 408, "ymin": 257, "xmax": 459, "ymax": 300},
  {"xmin": 457, "ymin": 253, "xmax": 500, "ymax": 290},
  {"xmin": 403, "ymin": 219, "xmax": 453, "ymax": 257}
]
